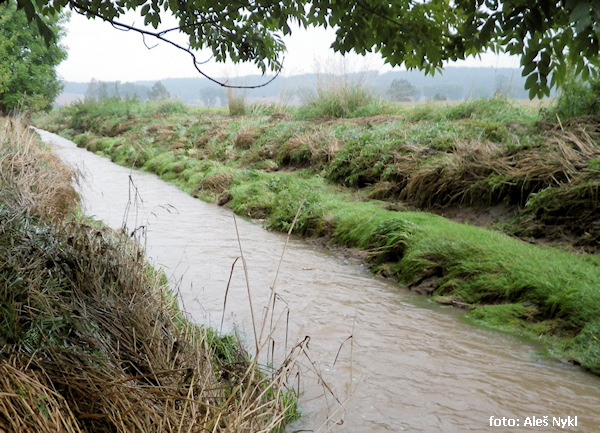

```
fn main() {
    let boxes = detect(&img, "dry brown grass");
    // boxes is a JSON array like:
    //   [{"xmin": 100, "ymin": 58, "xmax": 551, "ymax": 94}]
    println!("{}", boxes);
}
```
[
  {"xmin": 279, "ymin": 129, "xmax": 342, "ymax": 169},
  {"xmin": 0, "ymin": 116, "xmax": 300, "ymax": 433},
  {"xmin": 0, "ymin": 117, "xmax": 79, "ymax": 221},
  {"xmin": 234, "ymin": 128, "xmax": 261, "ymax": 150},
  {"xmin": 197, "ymin": 172, "xmax": 235, "ymax": 195},
  {"xmin": 0, "ymin": 362, "xmax": 82, "ymax": 433},
  {"xmin": 0, "ymin": 217, "xmax": 298, "ymax": 432},
  {"xmin": 395, "ymin": 119, "xmax": 600, "ymax": 209},
  {"xmin": 375, "ymin": 116, "xmax": 600, "ymax": 248}
]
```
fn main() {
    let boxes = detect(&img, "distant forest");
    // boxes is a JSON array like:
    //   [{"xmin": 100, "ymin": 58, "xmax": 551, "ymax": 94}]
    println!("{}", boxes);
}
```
[{"xmin": 60, "ymin": 67, "xmax": 546, "ymax": 106}]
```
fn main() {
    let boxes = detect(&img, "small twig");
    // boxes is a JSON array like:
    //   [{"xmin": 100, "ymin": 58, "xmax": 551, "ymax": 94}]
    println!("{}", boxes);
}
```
[{"xmin": 332, "ymin": 335, "xmax": 353, "ymax": 367}]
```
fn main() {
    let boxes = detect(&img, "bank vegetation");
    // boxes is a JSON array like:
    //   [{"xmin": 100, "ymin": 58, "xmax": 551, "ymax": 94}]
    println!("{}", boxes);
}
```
[
  {"xmin": 0, "ymin": 117, "xmax": 298, "ymax": 432},
  {"xmin": 33, "ymin": 90, "xmax": 600, "ymax": 375}
]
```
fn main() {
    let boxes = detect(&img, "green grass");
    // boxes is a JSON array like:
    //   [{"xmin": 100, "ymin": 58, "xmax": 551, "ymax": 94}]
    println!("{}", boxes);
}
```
[
  {"xmin": 544, "ymin": 75, "xmax": 600, "ymax": 120},
  {"xmin": 32, "ymin": 97, "xmax": 600, "ymax": 374},
  {"xmin": 297, "ymin": 83, "xmax": 389, "ymax": 118},
  {"xmin": 223, "ymin": 172, "xmax": 600, "ymax": 373},
  {"xmin": 227, "ymin": 89, "xmax": 247, "ymax": 116}
]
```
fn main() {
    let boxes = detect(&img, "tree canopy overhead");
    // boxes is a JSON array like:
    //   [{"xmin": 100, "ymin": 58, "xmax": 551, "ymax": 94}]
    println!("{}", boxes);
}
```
[
  {"xmin": 313, "ymin": 0, "xmax": 600, "ymax": 98},
  {"xmin": 0, "ymin": 2, "xmax": 66, "ymax": 113},
  {"xmin": 14, "ymin": 0, "xmax": 309, "ymax": 87},
  {"xmin": 8, "ymin": 0, "xmax": 600, "ymax": 97}
]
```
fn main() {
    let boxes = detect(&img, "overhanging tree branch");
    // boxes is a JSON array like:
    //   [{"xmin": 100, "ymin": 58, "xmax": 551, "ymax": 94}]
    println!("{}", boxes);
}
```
[
  {"xmin": 66, "ymin": 0, "xmax": 282, "ymax": 89},
  {"xmin": 9, "ymin": 0, "xmax": 600, "ymax": 98}
]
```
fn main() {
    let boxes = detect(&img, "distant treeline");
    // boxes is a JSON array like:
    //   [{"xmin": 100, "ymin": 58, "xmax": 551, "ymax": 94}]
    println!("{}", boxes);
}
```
[
  {"xmin": 70, "ymin": 79, "xmax": 171, "ymax": 102},
  {"xmin": 62, "ymin": 67, "xmax": 546, "ymax": 106}
]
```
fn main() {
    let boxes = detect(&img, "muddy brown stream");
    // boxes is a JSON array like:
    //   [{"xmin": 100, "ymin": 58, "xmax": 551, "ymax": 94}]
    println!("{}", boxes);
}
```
[{"xmin": 38, "ymin": 128, "xmax": 600, "ymax": 432}]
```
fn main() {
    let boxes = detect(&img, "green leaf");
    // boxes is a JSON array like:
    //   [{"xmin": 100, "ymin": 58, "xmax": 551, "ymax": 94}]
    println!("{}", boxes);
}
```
[
  {"xmin": 479, "ymin": 17, "xmax": 496, "ymax": 42},
  {"xmin": 522, "ymin": 48, "xmax": 538, "ymax": 65},
  {"xmin": 528, "ymin": 85, "xmax": 539, "ymax": 99},
  {"xmin": 582, "ymin": 65, "xmax": 590, "ymax": 80},
  {"xmin": 571, "ymin": 3, "xmax": 592, "ymax": 33},
  {"xmin": 525, "ymin": 72, "xmax": 539, "ymax": 90},
  {"xmin": 522, "ymin": 60, "xmax": 537, "ymax": 76},
  {"xmin": 538, "ymin": 51, "xmax": 551, "ymax": 75}
]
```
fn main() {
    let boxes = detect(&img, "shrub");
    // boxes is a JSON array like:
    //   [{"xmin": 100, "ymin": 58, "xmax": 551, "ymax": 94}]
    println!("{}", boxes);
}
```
[{"xmin": 545, "ymin": 75, "xmax": 600, "ymax": 120}]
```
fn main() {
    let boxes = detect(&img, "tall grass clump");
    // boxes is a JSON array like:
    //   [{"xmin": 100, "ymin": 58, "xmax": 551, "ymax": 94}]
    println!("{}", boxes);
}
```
[
  {"xmin": 0, "ymin": 116, "xmax": 79, "ymax": 220},
  {"xmin": 299, "ymin": 83, "xmax": 384, "ymax": 118},
  {"xmin": 298, "ymin": 69, "xmax": 387, "ymax": 118},
  {"xmin": 152, "ymin": 99, "xmax": 186, "ymax": 115},
  {"xmin": 0, "ymin": 117, "xmax": 299, "ymax": 432},
  {"xmin": 228, "ymin": 88, "xmax": 247, "ymax": 116},
  {"xmin": 444, "ymin": 96, "xmax": 536, "ymax": 123}
]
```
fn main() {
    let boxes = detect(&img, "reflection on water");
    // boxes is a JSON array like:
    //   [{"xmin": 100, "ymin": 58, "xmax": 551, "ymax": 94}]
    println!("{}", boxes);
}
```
[{"xmin": 38, "ymin": 128, "xmax": 600, "ymax": 432}]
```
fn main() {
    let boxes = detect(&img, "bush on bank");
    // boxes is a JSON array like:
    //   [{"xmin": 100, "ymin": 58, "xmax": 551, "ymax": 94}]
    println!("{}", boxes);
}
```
[
  {"xmin": 33, "ymin": 97, "xmax": 600, "ymax": 374},
  {"xmin": 0, "ymin": 117, "xmax": 297, "ymax": 432}
]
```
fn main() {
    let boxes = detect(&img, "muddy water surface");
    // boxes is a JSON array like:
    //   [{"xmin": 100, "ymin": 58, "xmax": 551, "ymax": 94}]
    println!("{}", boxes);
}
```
[{"xmin": 39, "ymin": 128, "xmax": 600, "ymax": 432}]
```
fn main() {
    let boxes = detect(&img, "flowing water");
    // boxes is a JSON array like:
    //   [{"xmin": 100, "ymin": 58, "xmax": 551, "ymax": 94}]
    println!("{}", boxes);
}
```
[{"xmin": 38, "ymin": 128, "xmax": 600, "ymax": 432}]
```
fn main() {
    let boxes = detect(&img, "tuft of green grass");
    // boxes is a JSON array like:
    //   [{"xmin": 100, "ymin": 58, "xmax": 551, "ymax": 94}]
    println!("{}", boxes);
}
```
[
  {"xmin": 298, "ymin": 83, "xmax": 388, "ymax": 118},
  {"xmin": 153, "ymin": 99, "xmax": 186, "ymax": 114},
  {"xmin": 227, "ymin": 89, "xmax": 247, "ymax": 116},
  {"xmin": 444, "ymin": 96, "xmax": 536, "ymax": 122}
]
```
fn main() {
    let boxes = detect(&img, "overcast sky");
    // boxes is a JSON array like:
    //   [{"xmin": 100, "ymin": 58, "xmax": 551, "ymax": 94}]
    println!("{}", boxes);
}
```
[{"xmin": 56, "ymin": 12, "xmax": 520, "ymax": 84}]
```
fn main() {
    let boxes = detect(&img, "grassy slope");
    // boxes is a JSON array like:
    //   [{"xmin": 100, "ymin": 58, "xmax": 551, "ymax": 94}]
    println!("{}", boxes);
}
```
[
  {"xmin": 33, "ymin": 98, "xmax": 600, "ymax": 374},
  {"xmin": 0, "ymin": 117, "xmax": 297, "ymax": 432}
]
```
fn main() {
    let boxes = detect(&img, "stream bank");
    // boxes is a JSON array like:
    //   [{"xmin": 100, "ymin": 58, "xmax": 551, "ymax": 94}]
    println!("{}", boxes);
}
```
[
  {"xmin": 33, "ymin": 98, "xmax": 600, "ymax": 375},
  {"xmin": 0, "ymin": 117, "xmax": 297, "ymax": 432},
  {"xmin": 39, "ymin": 126, "xmax": 600, "ymax": 432}
]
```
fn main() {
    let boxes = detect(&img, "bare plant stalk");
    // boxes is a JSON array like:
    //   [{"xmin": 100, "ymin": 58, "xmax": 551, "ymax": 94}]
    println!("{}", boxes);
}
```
[
  {"xmin": 258, "ymin": 198, "xmax": 306, "ymax": 347},
  {"xmin": 232, "ymin": 213, "xmax": 259, "ymax": 350}
]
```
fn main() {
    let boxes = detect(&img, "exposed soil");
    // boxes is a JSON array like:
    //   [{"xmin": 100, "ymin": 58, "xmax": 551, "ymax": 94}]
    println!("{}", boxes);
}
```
[{"xmin": 430, "ymin": 203, "xmax": 516, "ymax": 228}]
